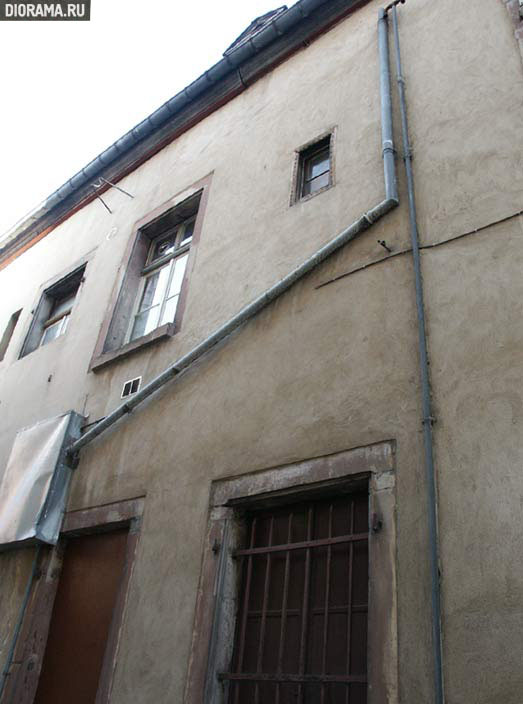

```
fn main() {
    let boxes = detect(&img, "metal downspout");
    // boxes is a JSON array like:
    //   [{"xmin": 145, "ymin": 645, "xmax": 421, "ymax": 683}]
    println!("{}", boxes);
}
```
[
  {"xmin": 66, "ymin": 9, "xmax": 398, "ymax": 461},
  {"xmin": 390, "ymin": 6, "xmax": 444, "ymax": 703}
]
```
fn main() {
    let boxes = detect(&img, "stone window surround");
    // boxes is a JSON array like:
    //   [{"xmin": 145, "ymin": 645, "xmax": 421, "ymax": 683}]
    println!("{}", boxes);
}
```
[
  {"xmin": 89, "ymin": 173, "xmax": 213, "ymax": 372},
  {"xmin": 184, "ymin": 441, "xmax": 398, "ymax": 704},
  {"xmin": 290, "ymin": 127, "xmax": 337, "ymax": 206},
  {"xmin": 503, "ymin": 0, "xmax": 523, "ymax": 48},
  {"xmin": 17, "ymin": 252, "xmax": 93, "ymax": 361}
]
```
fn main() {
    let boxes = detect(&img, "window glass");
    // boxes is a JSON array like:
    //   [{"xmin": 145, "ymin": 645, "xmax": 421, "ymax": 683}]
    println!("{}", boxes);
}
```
[
  {"xmin": 303, "ymin": 146, "xmax": 330, "ymax": 196},
  {"xmin": 131, "ymin": 306, "xmax": 161, "ymax": 340},
  {"xmin": 41, "ymin": 318, "xmax": 66, "ymax": 346},
  {"xmin": 180, "ymin": 219, "xmax": 195, "ymax": 245},
  {"xmin": 169, "ymin": 254, "xmax": 188, "ymax": 297},
  {"xmin": 150, "ymin": 232, "xmax": 177, "ymax": 263},
  {"xmin": 38, "ymin": 280, "xmax": 81, "ymax": 350},
  {"xmin": 306, "ymin": 150, "xmax": 330, "ymax": 180},
  {"xmin": 296, "ymin": 136, "xmax": 332, "ymax": 201},
  {"xmin": 302, "ymin": 170, "xmax": 330, "ymax": 196},
  {"xmin": 130, "ymin": 218, "xmax": 193, "ymax": 342},
  {"xmin": 159, "ymin": 296, "xmax": 179, "ymax": 326},
  {"xmin": 50, "ymin": 293, "xmax": 76, "ymax": 319},
  {"xmin": 140, "ymin": 266, "xmax": 171, "ymax": 311}
]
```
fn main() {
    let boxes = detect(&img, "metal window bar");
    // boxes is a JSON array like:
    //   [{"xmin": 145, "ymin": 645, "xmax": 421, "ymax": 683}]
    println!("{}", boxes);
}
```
[
  {"xmin": 233, "ymin": 518, "xmax": 257, "ymax": 704},
  {"xmin": 254, "ymin": 516, "xmax": 273, "ymax": 704},
  {"xmin": 233, "ymin": 532, "xmax": 367, "ymax": 557},
  {"xmin": 345, "ymin": 501, "xmax": 355, "ymax": 704},
  {"xmin": 320, "ymin": 504, "xmax": 333, "ymax": 704},
  {"xmin": 298, "ymin": 505, "xmax": 313, "ymax": 704},
  {"xmin": 275, "ymin": 513, "xmax": 293, "ymax": 704},
  {"xmin": 222, "ymin": 496, "xmax": 368, "ymax": 703}
]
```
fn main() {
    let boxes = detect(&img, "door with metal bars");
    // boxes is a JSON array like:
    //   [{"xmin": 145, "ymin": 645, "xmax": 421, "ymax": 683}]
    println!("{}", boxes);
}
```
[{"xmin": 220, "ymin": 492, "xmax": 369, "ymax": 703}]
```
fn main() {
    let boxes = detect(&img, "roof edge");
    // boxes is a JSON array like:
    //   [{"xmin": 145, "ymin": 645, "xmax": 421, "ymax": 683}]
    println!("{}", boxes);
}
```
[{"xmin": 0, "ymin": 0, "xmax": 365, "ymax": 269}]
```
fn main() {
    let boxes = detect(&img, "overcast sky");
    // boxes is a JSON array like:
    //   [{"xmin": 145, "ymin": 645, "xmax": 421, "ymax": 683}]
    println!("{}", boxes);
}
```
[{"xmin": 0, "ymin": 0, "xmax": 283, "ymax": 237}]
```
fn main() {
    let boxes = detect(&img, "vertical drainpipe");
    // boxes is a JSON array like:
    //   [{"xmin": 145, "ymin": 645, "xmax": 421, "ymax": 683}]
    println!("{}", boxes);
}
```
[
  {"xmin": 389, "ymin": 5, "xmax": 445, "ymax": 703},
  {"xmin": 378, "ymin": 9, "xmax": 399, "ymax": 206}
]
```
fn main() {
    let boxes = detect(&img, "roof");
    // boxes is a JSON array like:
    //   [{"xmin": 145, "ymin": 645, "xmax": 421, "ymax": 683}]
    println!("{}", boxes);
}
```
[
  {"xmin": 224, "ymin": 6, "xmax": 288, "ymax": 54},
  {"xmin": 0, "ymin": 0, "xmax": 362, "ymax": 268}
]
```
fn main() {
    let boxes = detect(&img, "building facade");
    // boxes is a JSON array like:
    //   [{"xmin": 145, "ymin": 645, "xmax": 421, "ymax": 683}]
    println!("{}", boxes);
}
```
[{"xmin": 1, "ymin": 1, "xmax": 523, "ymax": 702}]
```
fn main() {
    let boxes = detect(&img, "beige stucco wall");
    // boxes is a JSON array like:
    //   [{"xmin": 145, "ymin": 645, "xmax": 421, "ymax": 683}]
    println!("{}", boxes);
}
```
[{"xmin": 1, "ymin": 0, "xmax": 523, "ymax": 702}]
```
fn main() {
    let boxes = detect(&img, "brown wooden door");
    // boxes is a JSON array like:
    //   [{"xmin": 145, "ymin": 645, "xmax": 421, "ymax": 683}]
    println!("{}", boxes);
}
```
[{"xmin": 33, "ymin": 529, "xmax": 128, "ymax": 704}]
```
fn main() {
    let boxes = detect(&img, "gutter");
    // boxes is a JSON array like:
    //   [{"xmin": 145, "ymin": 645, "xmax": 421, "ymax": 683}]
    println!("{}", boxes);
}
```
[
  {"xmin": 0, "ymin": 0, "xmax": 365, "ymax": 268},
  {"xmin": 66, "ymin": 8, "xmax": 399, "ymax": 460}
]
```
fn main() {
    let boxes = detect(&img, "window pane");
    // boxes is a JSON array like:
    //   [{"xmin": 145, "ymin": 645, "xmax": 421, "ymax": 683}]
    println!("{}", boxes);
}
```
[
  {"xmin": 41, "ymin": 317, "xmax": 67, "ymax": 346},
  {"xmin": 302, "ymin": 170, "xmax": 330, "ymax": 196},
  {"xmin": 150, "ymin": 232, "xmax": 177, "ymax": 262},
  {"xmin": 168, "ymin": 254, "xmax": 188, "ymax": 297},
  {"xmin": 140, "ymin": 266, "xmax": 171, "ymax": 312},
  {"xmin": 305, "ymin": 149, "xmax": 330, "ymax": 180},
  {"xmin": 160, "ymin": 295, "xmax": 180, "ymax": 325},
  {"xmin": 180, "ymin": 219, "xmax": 195, "ymax": 244},
  {"xmin": 50, "ymin": 293, "xmax": 76, "ymax": 319},
  {"xmin": 131, "ymin": 306, "xmax": 160, "ymax": 340}
]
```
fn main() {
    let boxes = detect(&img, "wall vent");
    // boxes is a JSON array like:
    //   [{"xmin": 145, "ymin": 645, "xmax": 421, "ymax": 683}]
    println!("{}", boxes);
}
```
[{"xmin": 121, "ymin": 376, "xmax": 141, "ymax": 398}]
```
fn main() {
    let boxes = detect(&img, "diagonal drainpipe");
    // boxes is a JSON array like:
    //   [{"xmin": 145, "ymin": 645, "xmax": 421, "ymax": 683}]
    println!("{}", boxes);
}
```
[{"xmin": 65, "ymin": 9, "xmax": 399, "ymax": 462}]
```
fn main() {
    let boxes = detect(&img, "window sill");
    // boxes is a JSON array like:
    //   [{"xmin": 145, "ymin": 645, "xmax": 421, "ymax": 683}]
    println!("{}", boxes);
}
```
[
  {"xmin": 90, "ymin": 323, "xmax": 175, "ymax": 372},
  {"xmin": 291, "ymin": 182, "xmax": 334, "ymax": 206}
]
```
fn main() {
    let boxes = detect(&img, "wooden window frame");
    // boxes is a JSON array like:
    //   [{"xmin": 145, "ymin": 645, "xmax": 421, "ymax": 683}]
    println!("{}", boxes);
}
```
[
  {"xmin": 90, "ymin": 174, "xmax": 212, "ymax": 372},
  {"xmin": 185, "ymin": 442, "xmax": 398, "ymax": 704},
  {"xmin": 3, "ymin": 497, "xmax": 144, "ymax": 704},
  {"xmin": 127, "ymin": 215, "xmax": 195, "ymax": 344},
  {"xmin": 19, "ymin": 262, "xmax": 87, "ymax": 358},
  {"xmin": 290, "ymin": 129, "xmax": 336, "ymax": 206}
]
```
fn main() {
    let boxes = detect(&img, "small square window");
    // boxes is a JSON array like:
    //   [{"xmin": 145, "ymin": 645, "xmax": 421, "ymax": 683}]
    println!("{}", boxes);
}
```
[
  {"xmin": 293, "ymin": 134, "xmax": 333, "ymax": 204},
  {"xmin": 121, "ymin": 376, "xmax": 141, "ymax": 398},
  {"xmin": 20, "ymin": 266, "xmax": 85, "ymax": 357}
]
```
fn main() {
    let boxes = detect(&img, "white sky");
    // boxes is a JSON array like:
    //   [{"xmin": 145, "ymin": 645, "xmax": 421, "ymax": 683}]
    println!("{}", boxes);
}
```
[{"xmin": 0, "ymin": 0, "xmax": 284, "ymax": 236}]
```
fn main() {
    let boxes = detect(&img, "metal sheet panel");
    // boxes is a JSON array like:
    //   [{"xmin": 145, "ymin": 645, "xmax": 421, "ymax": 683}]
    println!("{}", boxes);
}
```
[{"xmin": 0, "ymin": 412, "xmax": 83, "ymax": 551}]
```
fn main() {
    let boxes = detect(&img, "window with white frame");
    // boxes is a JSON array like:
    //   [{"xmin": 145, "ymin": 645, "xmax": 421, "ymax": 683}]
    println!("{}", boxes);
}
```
[
  {"xmin": 92, "ymin": 185, "xmax": 207, "ymax": 369},
  {"xmin": 129, "ymin": 216, "xmax": 194, "ymax": 341},
  {"xmin": 40, "ymin": 290, "xmax": 76, "ymax": 346}
]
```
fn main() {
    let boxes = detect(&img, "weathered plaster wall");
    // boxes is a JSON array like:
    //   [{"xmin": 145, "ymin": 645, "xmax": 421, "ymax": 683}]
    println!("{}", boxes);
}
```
[
  {"xmin": 425, "ymin": 215, "xmax": 523, "ymax": 704},
  {"xmin": 1, "ymin": 0, "xmax": 522, "ymax": 702}
]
